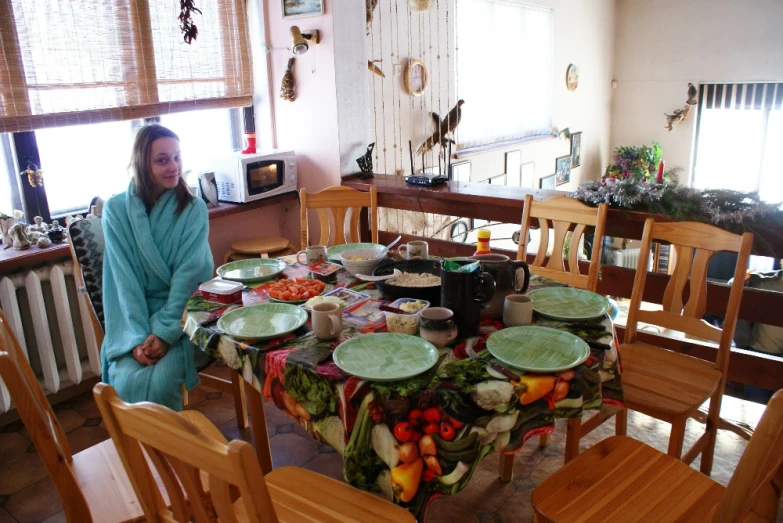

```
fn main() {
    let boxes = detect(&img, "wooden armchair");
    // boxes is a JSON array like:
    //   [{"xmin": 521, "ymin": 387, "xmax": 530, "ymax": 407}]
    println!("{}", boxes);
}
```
[
  {"xmin": 300, "ymin": 185, "xmax": 378, "ymax": 249},
  {"xmin": 0, "ymin": 309, "xmax": 218, "ymax": 522},
  {"xmin": 564, "ymin": 219, "xmax": 753, "ymax": 473},
  {"xmin": 516, "ymin": 194, "xmax": 608, "ymax": 292},
  {"xmin": 93, "ymin": 382, "xmax": 415, "ymax": 522},
  {"xmin": 532, "ymin": 389, "xmax": 783, "ymax": 522}
]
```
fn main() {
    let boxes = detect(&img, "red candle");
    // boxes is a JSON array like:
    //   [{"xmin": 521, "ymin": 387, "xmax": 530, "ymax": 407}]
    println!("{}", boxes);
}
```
[{"xmin": 656, "ymin": 160, "xmax": 665, "ymax": 184}]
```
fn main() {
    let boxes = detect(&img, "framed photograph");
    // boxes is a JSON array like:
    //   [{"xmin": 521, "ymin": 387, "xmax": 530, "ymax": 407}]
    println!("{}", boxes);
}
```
[
  {"xmin": 282, "ymin": 0, "xmax": 324, "ymax": 19},
  {"xmin": 521, "ymin": 162, "xmax": 535, "ymax": 188},
  {"xmin": 539, "ymin": 174, "xmax": 556, "ymax": 190},
  {"xmin": 505, "ymin": 150, "xmax": 521, "ymax": 186},
  {"xmin": 555, "ymin": 155, "xmax": 571, "ymax": 186},
  {"xmin": 570, "ymin": 132, "xmax": 582, "ymax": 168}
]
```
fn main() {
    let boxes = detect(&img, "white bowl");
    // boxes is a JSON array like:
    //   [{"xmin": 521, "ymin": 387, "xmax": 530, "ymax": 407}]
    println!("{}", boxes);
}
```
[{"xmin": 340, "ymin": 248, "xmax": 384, "ymax": 277}]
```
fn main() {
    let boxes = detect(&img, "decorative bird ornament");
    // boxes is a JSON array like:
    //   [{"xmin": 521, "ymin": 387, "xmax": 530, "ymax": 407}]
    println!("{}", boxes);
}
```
[
  {"xmin": 664, "ymin": 104, "xmax": 691, "ymax": 131},
  {"xmin": 368, "ymin": 60, "xmax": 385, "ymax": 78},
  {"xmin": 366, "ymin": 0, "xmax": 378, "ymax": 35},
  {"xmin": 417, "ymin": 99, "xmax": 464, "ymax": 157},
  {"xmin": 687, "ymin": 83, "xmax": 698, "ymax": 105},
  {"xmin": 280, "ymin": 57, "xmax": 296, "ymax": 102}
]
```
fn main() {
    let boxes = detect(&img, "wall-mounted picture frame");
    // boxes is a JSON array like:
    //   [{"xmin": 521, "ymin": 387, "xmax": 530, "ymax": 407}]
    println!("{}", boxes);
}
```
[
  {"xmin": 570, "ymin": 132, "xmax": 582, "ymax": 168},
  {"xmin": 539, "ymin": 174, "xmax": 556, "ymax": 190},
  {"xmin": 555, "ymin": 155, "xmax": 571, "ymax": 185},
  {"xmin": 283, "ymin": 0, "xmax": 324, "ymax": 19},
  {"xmin": 505, "ymin": 150, "xmax": 521, "ymax": 186},
  {"xmin": 451, "ymin": 160, "xmax": 471, "ymax": 183},
  {"xmin": 521, "ymin": 162, "xmax": 535, "ymax": 188}
]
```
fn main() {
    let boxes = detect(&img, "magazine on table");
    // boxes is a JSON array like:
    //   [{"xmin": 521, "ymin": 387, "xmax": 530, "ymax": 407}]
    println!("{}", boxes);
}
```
[
  {"xmin": 323, "ymin": 287, "xmax": 371, "ymax": 308},
  {"xmin": 343, "ymin": 298, "xmax": 388, "ymax": 331}
]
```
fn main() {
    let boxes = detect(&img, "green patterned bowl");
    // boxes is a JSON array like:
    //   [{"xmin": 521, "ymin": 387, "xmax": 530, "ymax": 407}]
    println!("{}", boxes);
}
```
[{"xmin": 217, "ymin": 303, "xmax": 307, "ymax": 340}]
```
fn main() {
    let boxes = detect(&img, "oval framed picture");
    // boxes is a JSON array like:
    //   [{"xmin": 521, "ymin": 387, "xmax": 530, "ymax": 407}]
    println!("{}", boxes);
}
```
[
  {"xmin": 566, "ymin": 64, "xmax": 579, "ymax": 92},
  {"xmin": 404, "ymin": 59, "xmax": 428, "ymax": 97}
]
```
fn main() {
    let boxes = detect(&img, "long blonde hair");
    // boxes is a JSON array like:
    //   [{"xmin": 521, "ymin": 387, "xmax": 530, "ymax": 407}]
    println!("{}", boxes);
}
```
[{"xmin": 129, "ymin": 124, "xmax": 193, "ymax": 215}]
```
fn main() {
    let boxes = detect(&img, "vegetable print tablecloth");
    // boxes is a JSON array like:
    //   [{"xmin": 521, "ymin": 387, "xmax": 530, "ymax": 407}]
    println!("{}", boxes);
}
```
[{"xmin": 185, "ymin": 262, "xmax": 624, "ymax": 518}]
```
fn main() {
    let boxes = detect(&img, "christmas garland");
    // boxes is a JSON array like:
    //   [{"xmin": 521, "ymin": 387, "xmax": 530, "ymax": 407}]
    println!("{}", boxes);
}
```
[{"xmin": 571, "ymin": 177, "xmax": 783, "ymax": 257}]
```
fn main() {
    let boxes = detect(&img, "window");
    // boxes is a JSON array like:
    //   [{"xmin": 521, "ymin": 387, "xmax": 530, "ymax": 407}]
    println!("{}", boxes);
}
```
[
  {"xmin": 455, "ymin": 0, "xmax": 554, "ymax": 149},
  {"xmin": 693, "ymin": 83, "xmax": 783, "ymax": 202},
  {"xmin": 0, "ymin": 136, "xmax": 20, "ymax": 215}
]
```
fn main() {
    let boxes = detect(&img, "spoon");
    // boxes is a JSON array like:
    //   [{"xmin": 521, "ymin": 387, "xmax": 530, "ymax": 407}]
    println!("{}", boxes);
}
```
[
  {"xmin": 354, "ymin": 268, "xmax": 402, "ymax": 282},
  {"xmin": 375, "ymin": 235, "xmax": 402, "ymax": 259}
]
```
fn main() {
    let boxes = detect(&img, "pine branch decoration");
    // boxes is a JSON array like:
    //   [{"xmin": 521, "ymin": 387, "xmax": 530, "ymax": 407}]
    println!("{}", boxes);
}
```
[{"xmin": 280, "ymin": 58, "xmax": 296, "ymax": 102}]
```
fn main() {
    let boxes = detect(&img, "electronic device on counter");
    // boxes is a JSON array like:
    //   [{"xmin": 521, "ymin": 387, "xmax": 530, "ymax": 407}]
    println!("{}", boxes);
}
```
[
  {"xmin": 208, "ymin": 150, "xmax": 297, "ymax": 203},
  {"xmin": 406, "ymin": 175, "xmax": 448, "ymax": 186}
]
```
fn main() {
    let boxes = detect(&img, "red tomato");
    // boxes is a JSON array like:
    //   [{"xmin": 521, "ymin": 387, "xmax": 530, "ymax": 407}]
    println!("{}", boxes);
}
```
[
  {"xmin": 423, "ymin": 407, "xmax": 441, "ymax": 425},
  {"xmin": 423, "ymin": 422, "xmax": 439, "ymax": 435},
  {"xmin": 439, "ymin": 422, "xmax": 456, "ymax": 441},
  {"xmin": 448, "ymin": 416, "xmax": 464, "ymax": 429},
  {"xmin": 421, "ymin": 468, "xmax": 437, "ymax": 482},
  {"xmin": 554, "ymin": 380, "xmax": 569, "ymax": 401},
  {"xmin": 408, "ymin": 408, "xmax": 424, "ymax": 426},
  {"xmin": 410, "ymin": 429, "xmax": 422, "ymax": 443},
  {"xmin": 393, "ymin": 421, "xmax": 413, "ymax": 442}
]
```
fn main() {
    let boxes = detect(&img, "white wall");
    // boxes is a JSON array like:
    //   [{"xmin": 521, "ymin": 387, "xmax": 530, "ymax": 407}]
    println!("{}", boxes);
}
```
[
  {"xmin": 367, "ymin": 0, "xmax": 616, "ymax": 191},
  {"xmin": 611, "ymin": 0, "xmax": 783, "ymax": 185}
]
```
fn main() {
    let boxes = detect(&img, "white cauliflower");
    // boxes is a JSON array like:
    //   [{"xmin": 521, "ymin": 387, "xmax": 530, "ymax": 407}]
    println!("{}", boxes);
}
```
[
  {"xmin": 217, "ymin": 337, "xmax": 241, "ymax": 370},
  {"xmin": 471, "ymin": 380, "xmax": 514, "ymax": 410}
]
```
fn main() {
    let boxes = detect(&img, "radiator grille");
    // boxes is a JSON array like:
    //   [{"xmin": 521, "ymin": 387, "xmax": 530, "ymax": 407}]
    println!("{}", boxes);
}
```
[{"xmin": 0, "ymin": 262, "xmax": 100, "ymax": 413}]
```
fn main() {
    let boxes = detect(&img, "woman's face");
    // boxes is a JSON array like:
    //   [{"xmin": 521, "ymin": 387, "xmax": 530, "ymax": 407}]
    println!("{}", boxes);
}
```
[{"xmin": 149, "ymin": 137, "xmax": 182, "ymax": 193}]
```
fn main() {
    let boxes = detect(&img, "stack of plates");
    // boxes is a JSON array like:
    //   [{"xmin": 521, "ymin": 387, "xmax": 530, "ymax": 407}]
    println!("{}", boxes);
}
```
[
  {"xmin": 487, "ymin": 326, "xmax": 590, "ymax": 372},
  {"xmin": 217, "ymin": 303, "xmax": 307, "ymax": 341},
  {"xmin": 217, "ymin": 259, "xmax": 287, "ymax": 283},
  {"xmin": 527, "ymin": 287, "xmax": 611, "ymax": 321}
]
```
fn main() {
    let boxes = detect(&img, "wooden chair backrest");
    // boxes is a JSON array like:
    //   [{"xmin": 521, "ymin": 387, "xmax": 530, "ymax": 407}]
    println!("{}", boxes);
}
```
[
  {"xmin": 93, "ymin": 383, "xmax": 278, "ymax": 523},
  {"xmin": 0, "ymin": 310, "xmax": 92, "ymax": 522},
  {"xmin": 715, "ymin": 389, "xmax": 783, "ymax": 522},
  {"xmin": 625, "ymin": 219, "xmax": 753, "ymax": 375},
  {"xmin": 300, "ymin": 186, "xmax": 379, "ymax": 249},
  {"xmin": 517, "ymin": 195, "xmax": 608, "ymax": 291}
]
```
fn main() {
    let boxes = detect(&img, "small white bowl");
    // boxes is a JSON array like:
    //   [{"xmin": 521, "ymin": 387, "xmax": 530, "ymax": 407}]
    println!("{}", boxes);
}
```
[{"xmin": 339, "ymin": 248, "xmax": 384, "ymax": 277}]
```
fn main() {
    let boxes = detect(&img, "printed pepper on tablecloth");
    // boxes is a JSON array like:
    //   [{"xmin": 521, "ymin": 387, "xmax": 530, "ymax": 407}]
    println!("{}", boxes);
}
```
[{"xmin": 184, "ymin": 268, "xmax": 623, "ymax": 520}]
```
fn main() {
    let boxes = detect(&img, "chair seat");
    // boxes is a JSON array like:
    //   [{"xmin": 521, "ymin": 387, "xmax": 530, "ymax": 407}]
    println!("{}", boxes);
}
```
[
  {"xmin": 532, "ymin": 436, "xmax": 724, "ymax": 522},
  {"xmin": 227, "ymin": 466, "xmax": 415, "ymax": 522},
  {"xmin": 230, "ymin": 237, "xmax": 290, "ymax": 255},
  {"xmin": 71, "ymin": 409, "xmax": 223, "ymax": 523},
  {"xmin": 619, "ymin": 341, "xmax": 722, "ymax": 419}
]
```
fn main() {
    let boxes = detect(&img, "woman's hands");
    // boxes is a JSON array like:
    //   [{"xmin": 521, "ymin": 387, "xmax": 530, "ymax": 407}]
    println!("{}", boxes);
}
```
[{"xmin": 131, "ymin": 335, "xmax": 170, "ymax": 365}]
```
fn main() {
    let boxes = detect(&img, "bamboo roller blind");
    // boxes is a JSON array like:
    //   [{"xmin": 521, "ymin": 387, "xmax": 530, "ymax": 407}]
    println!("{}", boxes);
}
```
[{"xmin": 0, "ymin": 0, "xmax": 253, "ymax": 134}]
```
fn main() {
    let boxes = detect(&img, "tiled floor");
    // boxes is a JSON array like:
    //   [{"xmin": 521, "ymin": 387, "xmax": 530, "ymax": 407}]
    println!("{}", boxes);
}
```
[{"xmin": 0, "ymin": 363, "xmax": 774, "ymax": 523}]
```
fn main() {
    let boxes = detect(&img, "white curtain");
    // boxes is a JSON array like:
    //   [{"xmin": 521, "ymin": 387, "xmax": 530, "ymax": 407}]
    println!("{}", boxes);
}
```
[{"xmin": 455, "ymin": 0, "xmax": 553, "ymax": 149}]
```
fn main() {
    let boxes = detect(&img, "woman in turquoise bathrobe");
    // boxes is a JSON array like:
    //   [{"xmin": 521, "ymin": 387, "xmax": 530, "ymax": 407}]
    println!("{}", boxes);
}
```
[{"xmin": 101, "ymin": 124, "xmax": 213, "ymax": 410}]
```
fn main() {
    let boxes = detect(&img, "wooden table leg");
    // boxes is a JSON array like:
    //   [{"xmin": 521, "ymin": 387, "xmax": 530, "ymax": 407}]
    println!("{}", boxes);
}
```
[
  {"xmin": 244, "ymin": 381, "xmax": 274, "ymax": 475},
  {"xmin": 538, "ymin": 434, "xmax": 551, "ymax": 447}
]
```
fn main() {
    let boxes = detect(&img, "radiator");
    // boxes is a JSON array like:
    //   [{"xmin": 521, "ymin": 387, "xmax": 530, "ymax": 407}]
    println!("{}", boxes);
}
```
[
  {"xmin": 0, "ymin": 262, "xmax": 101, "ymax": 414},
  {"xmin": 614, "ymin": 248, "xmax": 641, "ymax": 269}
]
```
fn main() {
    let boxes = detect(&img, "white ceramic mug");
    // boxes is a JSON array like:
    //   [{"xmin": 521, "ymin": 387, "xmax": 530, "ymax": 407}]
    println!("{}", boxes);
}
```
[
  {"xmin": 397, "ymin": 240, "xmax": 428, "ymax": 260},
  {"xmin": 297, "ymin": 245, "xmax": 328, "ymax": 265},
  {"xmin": 311, "ymin": 302, "xmax": 342, "ymax": 340},
  {"xmin": 419, "ymin": 307, "xmax": 458, "ymax": 347},
  {"xmin": 503, "ymin": 294, "xmax": 533, "ymax": 327}
]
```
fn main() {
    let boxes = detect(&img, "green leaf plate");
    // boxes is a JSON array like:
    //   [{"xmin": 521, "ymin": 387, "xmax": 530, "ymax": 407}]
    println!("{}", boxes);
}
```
[
  {"xmin": 217, "ymin": 259, "xmax": 287, "ymax": 283},
  {"xmin": 333, "ymin": 333, "xmax": 439, "ymax": 381},
  {"xmin": 217, "ymin": 303, "xmax": 307, "ymax": 341},
  {"xmin": 486, "ymin": 326, "xmax": 590, "ymax": 373},
  {"xmin": 327, "ymin": 243, "xmax": 384, "ymax": 263},
  {"xmin": 527, "ymin": 287, "xmax": 611, "ymax": 321}
]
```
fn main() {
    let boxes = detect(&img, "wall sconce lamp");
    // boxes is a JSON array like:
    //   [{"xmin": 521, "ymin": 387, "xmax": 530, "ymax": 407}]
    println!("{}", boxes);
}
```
[{"xmin": 290, "ymin": 26, "xmax": 320, "ymax": 56}]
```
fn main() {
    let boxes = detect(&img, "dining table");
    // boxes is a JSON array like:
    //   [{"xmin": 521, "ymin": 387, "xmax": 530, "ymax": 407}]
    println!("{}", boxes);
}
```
[{"xmin": 184, "ymin": 255, "xmax": 624, "ymax": 519}]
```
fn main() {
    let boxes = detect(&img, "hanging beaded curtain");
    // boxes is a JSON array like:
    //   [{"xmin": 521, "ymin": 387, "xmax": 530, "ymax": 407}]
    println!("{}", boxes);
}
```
[{"xmin": 0, "ymin": 0, "xmax": 253, "ymax": 133}]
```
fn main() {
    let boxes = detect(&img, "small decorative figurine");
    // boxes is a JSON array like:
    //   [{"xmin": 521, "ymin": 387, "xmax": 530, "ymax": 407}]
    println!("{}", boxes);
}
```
[
  {"xmin": 9, "ymin": 223, "xmax": 30, "ymax": 250},
  {"xmin": 280, "ymin": 57, "xmax": 296, "ymax": 102},
  {"xmin": 664, "ymin": 83, "xmax": 698, "ymax": 132},
  {"xmin": 47, "ymin": 220, "xmax": 65, "ymax": 244},
  {"xmin": 0, "ymin": 215, "xmax": 14, "ymax": 250},
  {"xmin": 198, "ymin": 172, "xmax": 219, "ymax": 208},
  {"xmin": 26, "ymin": 216, "xmax": 49, "ymax": 242},
  {"xmin": 36, "ymin": 236, "xmax": 51, "ymax": 248},
  {"xmin": 356, "ymin": 143, "xmax": 375, "ymax": 179}
]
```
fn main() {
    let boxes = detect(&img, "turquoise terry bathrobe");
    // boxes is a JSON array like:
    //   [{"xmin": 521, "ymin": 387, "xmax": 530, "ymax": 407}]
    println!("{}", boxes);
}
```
[{"xmin": 101, "ymin": 183, "xmax": 213, "ymax": 410}]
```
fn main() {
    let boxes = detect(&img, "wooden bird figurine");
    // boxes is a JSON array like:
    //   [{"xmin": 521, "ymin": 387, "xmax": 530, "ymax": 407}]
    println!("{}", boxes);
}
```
[
  {"xmin": 417, "ymin": 99, "xmax": 464, "ymax": 157},
  {"xmin": 366, "ymin": 0, "xmax": 378, "ymax": 35},
  {"xmin": 664, "ymin": 104, "xmax": 691, "ymax": 131},
  {"xmin": 687, "ymin": 83, "xmax": 698, "ymax": 105},
  {"xmin": 280, "ymin": 57, "xmax": 295, "ymax": 102},
  {"xmin": 368, "ymin": 60, "xmax": 385, "ymax": 78}
]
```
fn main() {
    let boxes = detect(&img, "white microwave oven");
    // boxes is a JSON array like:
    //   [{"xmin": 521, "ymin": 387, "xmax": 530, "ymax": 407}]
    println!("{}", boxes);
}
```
[{"xmin": 209, "ymin": 150, "xmax": 297, "ymax": 203}]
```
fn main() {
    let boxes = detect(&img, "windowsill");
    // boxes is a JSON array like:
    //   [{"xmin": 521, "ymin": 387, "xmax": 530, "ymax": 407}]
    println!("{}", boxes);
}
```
[
  {"xmin": 0, "ymin": 191, "xmax": 298, "ymax": 273},
  {"xmin": 453, "ymin": 134, "xmax": 557, "ymax": 159}
]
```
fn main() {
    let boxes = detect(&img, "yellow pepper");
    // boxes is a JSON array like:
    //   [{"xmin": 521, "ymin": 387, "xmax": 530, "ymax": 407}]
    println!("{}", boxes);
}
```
[
  {"xmin": 513, "ymin": 375, "xmax": 557, "ymax": 405},
  {"xmin": 391, "ymin": 458, "xmax": 423, "ymax": 502}
]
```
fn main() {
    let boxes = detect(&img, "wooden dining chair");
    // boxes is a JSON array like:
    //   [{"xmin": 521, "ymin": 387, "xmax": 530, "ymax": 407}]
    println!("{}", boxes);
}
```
[
  {"xmin": 300, "ymin": 185, "xmax": 379, "ymax": 249},
  {"xmin": 517, "ymin": 194, "xmax": 608, "ymax": 292},
  {"xmin": 0, "ymin": 309, "xmax": 222, "ymax": 522},
  {"xmin": 564, "ymin": 218, "xmax": 753, "ymax": 474},
  {"xmin": 93, "ymin": 382, "xmax": 415, "ymax": 523},
  {"xmin": 532, "ymin": 389, "xmax": 783, "ymax": 522},
  {"xmin": 67, "ymin": 217, "xmax": 249, "ymax": 429}
]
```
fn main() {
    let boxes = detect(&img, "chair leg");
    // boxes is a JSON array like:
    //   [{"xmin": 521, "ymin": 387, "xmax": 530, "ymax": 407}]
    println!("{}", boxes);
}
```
[
  {"xmin": 615, "ymin": 407, "xmax": 627, "ymax": 436},
  {"xmin": 668, "ymin": 417, "xmax": 687, "ymax": 459},
  {"xmin": 231, "ymin": 372, "xmax": 249, "ymax": 430},
  {"xmin": 700, "ymin": 395, "xmax": 722, "ymax": 476},
  {"xmin": 182, "ymin": 385, "xmax": 189, "ymax": 408},
  {"xmin": 538, "ymin": 434, "xmax": 551, "ymax": 447},
  {"xmin": 499, "ymin": 453, "xmax": 514, "ymax": 482},
  {"xmin": 564, "ymin": 417, "xmax": 581, "ymax": 464},
  {"xmin": 245, "ymin": 382, "xmax": 274, "ymax": 475}
]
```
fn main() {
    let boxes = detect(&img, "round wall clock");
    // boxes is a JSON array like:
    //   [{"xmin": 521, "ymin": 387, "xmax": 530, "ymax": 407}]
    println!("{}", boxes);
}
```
[
  {"xmin": 404, "ymin": 59, "xmax": 428, "ymax": 97},
  {"xmin": 566, "ymin": 64, "xmax": 579, "ymax": 92}
]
